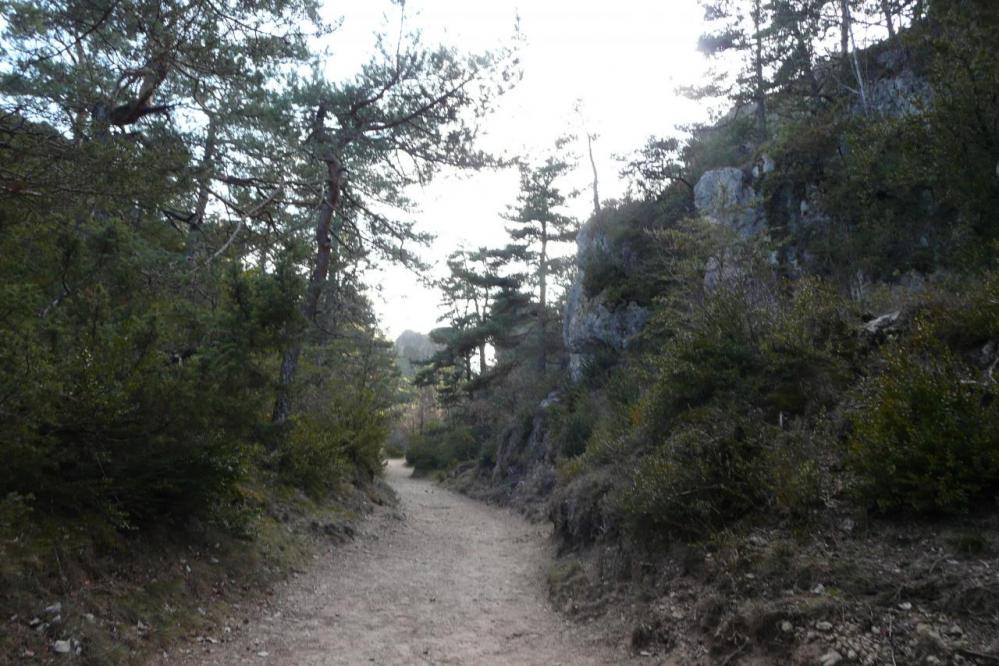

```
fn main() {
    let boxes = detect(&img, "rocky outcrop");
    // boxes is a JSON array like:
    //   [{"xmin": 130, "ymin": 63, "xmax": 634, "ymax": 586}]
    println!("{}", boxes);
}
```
[
  {"xmin": 861, "ymin": 48, "xmax": 933, "ymax": 117},
  {"xmin": 563, "ymin": 218, "xmax": 649, "ymax": 382},
  {"xmin": 694, "ymin": 166, "xmax": 768, "ymax": 290},
  {"xmin": 694, "ymin": 166, "xmax": 764, "ymax": 238},
  {"xmin": 492, "ymin": 391, "xmax": 559, "ymax": 482},
  {"xmin": 443, "ymin": 391, "xmax": 560, "ymax": 520}
]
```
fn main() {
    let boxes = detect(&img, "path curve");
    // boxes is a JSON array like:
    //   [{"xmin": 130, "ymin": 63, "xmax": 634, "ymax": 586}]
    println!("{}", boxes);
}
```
[{"xmin": 167, "ymin": 460, "xmax": 632, "ymax": 665}]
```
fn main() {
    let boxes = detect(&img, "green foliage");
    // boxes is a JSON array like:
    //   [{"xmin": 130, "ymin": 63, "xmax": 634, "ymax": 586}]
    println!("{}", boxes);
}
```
[
  {"xmin": 0, "ymin": 493, "xmax": 33, "ymax": 543},
  {"xmin": 620, "ymin": 135, "xmax": 694, "ymax": 202},
  {"xmin": 763, "ymin": 420, "xmax": 828, "ymax": 520},
  {"xmin": 805, "ymin": 114, "xmax": 944, "ymax": 278},
  {"xmin": 582, "ymin": 256, "xmax": 630, "ymax": 300},
  {"xmin": 281, "ymin": 388, "xmax": 389, "ymax": 497},
  {"xmin": 616, "ymin": 411, "xmax": 829, "ymax": 539},
  {"xmin": 765, "ymin": 10, "xmax": 999, "ymax": 281},
  {"xmin": 618, "ymin": 412, "xmax": 770, "ymax": 537},
  {"xmin": 549, "ymin": 393, "xmax": 599, "ymax": 459},
  {"xmin": 579, "ymin": 200, "xmax": 671, "ymax": 306},
  {"xmin": 383, "ymin": 442, "xmax": 406, "ymax": 458},
  {"xmin": 684, "ymin": 115, "xmax": 760, "ymax": 183},
  {"xmin": 281, "ymin": 418, "xmax": 352, "ymax": 499},
  {"xmin": 760, "ymin": 278, "xmax": 859, "ymax": 415},
  {"xmin": 405, "ymin": 423, "xmax": 478, "ymax": 472},
  {"xmin": 0, "ymin": 223, "xmax": 293, "ymax": 527},
  {"xmin": 607, "ymin": 244, "xmax": 854, "ymax": 538},
  {"xmin": 849, "ymin": 325, "xmax": 999, "ymax": 514}
]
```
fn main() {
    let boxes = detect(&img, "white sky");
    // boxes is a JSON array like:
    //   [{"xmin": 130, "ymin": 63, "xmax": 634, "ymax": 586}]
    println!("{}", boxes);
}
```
[{"xmin": 322, "ymin": 0, "xmax": 713, "ymax": 340}]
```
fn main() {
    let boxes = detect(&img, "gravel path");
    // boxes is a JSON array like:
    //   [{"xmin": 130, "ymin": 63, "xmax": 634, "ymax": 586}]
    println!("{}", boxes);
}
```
[{"xmin": 166, "ymin": 459, "xmax": 632, "ymax": 665}]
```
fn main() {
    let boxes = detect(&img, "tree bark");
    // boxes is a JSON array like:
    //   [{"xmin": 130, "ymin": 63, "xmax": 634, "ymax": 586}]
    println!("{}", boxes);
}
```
[
  {"xmin": 271, "ymin": 151, "xmax": 346, "ymax": 427},
  {"xmin": 881, "ymin": 0, "xmax": 897, "ymax": 37},
  {"xmin": 841, "ymin": 0, "xmax": 852, "ymax": 56},
  {"xmin": 187, "ymin": 116, "xmax": 216, "ymax": 264},
  {"xmin": 848, "ymin": 21, "xmax": 869, "ymax": 115},
  {"xmin": 471, "ymin": 289, "xmax": 488, "ymax": 374}
]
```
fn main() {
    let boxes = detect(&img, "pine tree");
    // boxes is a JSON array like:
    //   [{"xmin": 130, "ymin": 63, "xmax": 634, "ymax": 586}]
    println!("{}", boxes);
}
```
[
  {"xmin": 269, "ymin": 19, "xmax": 521, "ymax": 425},
  {"xmin": 698, "ymin": 0, "xmax": 777, "ymax": 139},
  {"xmin": 502, "ymin": 139, "xmax": 578, "ymax": 373}
]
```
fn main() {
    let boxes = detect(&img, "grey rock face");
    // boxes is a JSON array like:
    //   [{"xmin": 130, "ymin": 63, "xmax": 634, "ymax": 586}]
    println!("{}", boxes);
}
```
[
  {"xmin": 490, "ymin": 392, "xmax": 560, "ymax": 513},
  {"xmin": 694, "ymin": 167, "xmax": 764, "ymax": 238},
  {"xmin": 694, "ymin": 167, "xmax": 768, "ymax": 291},
  {"xmin": 863, "ymin": 311, "xmax": 902, "ymax": 337},
  {"xmin": 752, "ymin": 153, "xmax": 775, "ymax": 179},
  {"xmin": 563, "ymin": 219, "xmax": 649, "ymax": 382},
  {"xmin": 861, "ymin": 49, "xmax": 932, "ymax": 118}
]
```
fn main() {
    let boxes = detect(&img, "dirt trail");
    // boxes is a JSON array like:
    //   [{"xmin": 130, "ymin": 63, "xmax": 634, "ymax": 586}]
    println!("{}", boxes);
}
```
[{"xmin": 167, "ymin": 460, "xmax": 633, "ymax": 665}]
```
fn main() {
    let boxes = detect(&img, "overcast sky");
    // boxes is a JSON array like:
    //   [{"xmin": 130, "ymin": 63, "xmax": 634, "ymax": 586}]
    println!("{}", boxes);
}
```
[{"xmin": 322, "ymin": 0, "xmax": 713, "ymax": 340}]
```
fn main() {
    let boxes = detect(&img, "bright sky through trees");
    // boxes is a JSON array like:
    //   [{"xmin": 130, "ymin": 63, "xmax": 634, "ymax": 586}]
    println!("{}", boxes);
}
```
[{"xmin": 325, "ymin": 0, "xmax": 712, "ymax": 338}]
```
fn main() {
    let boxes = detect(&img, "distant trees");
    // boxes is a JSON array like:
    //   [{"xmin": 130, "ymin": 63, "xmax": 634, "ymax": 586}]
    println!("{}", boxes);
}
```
[
  {"xmin": 621, "ymin": 136, "xmax": 695, "ymax": 201},
  {"xmin": 415, "ymin": 246, "xmax": 522, "ymax": 404},
  {"xmin": 411, "ymin": 139, "xmax": 578, "ymax": 427},
  {"xmin": 695, "ymin": 0, "xmax": 931, "ymax": 126},
  {"xmin": 699, "ymin": 0, "xmax": 775, "ymax": 137},
  {"xmin": 270, "ymin": 28, "xmax": 520, "ymax": 425},
  {"xmin": 503, "ymin": 140, "xmax": 578, "ymax": 373}
]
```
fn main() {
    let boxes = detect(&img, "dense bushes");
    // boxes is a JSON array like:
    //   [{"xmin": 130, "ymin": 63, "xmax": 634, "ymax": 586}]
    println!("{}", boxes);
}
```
[
  {"xmin": 0, "ymin": 230, "xmax": 285, "ymax": 527},
  {"xmin": 847, "ymin": 275, "xmax": 999, "ymax": 514},
  {"xmin": 405, "ymin": 423, "xmax": 478, "ymax": 471},
  {"xmin": 850, "ymin": 320, "xmax": 999, "ymax": 514},
  {"xmin": 584, "ymin": 247, "xmax": 999, "ymax": 540},
  {"xmin": 607, "ymin": 266, "xmax": 850, "ymax": 537},
  {"xmin": 619, "ymin": 412, "xmax": 831, "ymax": 538},
  {"xmin": 0, "ymin": 167, "xmax": 398, "ymax": 532},
  {"xmin": 548, "ymin": 390, "xmax": 603, "ymax": 459},
  {"xmin": 402, "ymin": 8, "xmax": 999, "ymax": 549},
  {"xmin": 619, "ymin": 414, "xmax": 770, "ymax": 537},
  {"xmin": 766, "ymin": 13, "xmax": 999, "ymax": 282}
]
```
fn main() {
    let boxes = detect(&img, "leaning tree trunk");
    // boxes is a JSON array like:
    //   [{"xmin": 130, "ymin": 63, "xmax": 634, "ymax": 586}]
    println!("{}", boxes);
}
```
[
  {"xmin": 841, "ymin": 0, "xmax": 852, "ymax": 56},
  {"xmin": 271, "ymin": 150, "xmax": 346, "ymax": 427},
  {"xmin": 587, "ymin": 133, "xmax": 600, "ymax": 216}
]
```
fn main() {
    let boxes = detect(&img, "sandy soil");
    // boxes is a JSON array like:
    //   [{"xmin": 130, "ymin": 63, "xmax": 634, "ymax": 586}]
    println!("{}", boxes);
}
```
[{"xmin": 162, "ymin": 460, "xmax": 635, "ymax": 665}]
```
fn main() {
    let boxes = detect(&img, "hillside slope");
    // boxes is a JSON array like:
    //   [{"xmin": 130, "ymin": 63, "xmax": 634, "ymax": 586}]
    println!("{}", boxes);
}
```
[{"xmin": 410, "ymin": 10, "xmax": 999, "ymax": 664}]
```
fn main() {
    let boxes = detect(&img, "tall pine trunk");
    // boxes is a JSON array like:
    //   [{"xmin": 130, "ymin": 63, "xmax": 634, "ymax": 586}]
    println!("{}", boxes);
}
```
[
  {"xmin": 272, "ymin": 151, "xmax": 346, "ymax": 427},
  {"xmin": 186, "ymin": 116, "xmax": 216, "ymax": 264}
]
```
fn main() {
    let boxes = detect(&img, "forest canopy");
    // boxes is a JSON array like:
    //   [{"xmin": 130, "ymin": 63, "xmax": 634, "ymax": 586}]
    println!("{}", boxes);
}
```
[{"xmin": 0, "ymin": 0, "xmax": 517, "ymax": 528}]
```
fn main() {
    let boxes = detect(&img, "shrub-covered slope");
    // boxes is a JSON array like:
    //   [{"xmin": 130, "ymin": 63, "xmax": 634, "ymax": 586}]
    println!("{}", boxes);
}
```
[{"xmin": 409, "ymin": 7, "xmax": 999, "ymax": 663}]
